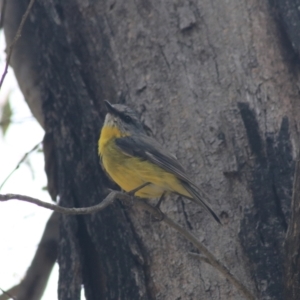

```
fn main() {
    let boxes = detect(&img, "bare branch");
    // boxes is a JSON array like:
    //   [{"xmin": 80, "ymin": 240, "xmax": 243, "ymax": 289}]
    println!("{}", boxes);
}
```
[
  {"xmin": 188, "ymin": 252, "xmax": 212, "ymax": 265},
  {"xmin": 0, "ymin": 191, "xmax": 255, "ymax": 300},
  {"xmin": 0, "ymin": 142, "xmax": 41, "ymax": 191},
  {"xmin": 0, "ymin": 116, "xmax": 35, "ymax": 126},
  {"xmin": 0, "ymin": 0, "xmax": 37, "ymax": 89},
  {"xmin": 0, "ymin": 191, "xmax": 128, "ymax": 214},
  {"xmin": 0, "ymin": 286, "xmax": 17, "ymax": 300}
]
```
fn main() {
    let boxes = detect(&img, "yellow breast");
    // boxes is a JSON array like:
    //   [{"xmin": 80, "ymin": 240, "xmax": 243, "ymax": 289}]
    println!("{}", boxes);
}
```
[
  {"xmin": 99, "ymin": 126, "xmax": 148, "ymax": 195},
  {"xmin": 98, "ymin": 126, "xmax": 122, "ymax": 156}
]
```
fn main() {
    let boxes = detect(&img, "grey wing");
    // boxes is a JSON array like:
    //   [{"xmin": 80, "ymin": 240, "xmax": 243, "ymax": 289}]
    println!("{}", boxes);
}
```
[{"xmin": 115, "ymin": 134, "xmax": 193, "ymax": 184}]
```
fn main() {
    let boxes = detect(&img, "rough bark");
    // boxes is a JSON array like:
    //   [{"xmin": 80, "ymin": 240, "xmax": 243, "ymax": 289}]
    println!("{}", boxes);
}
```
[
  {"xmin": 285, "ymin": 157, "xmax": 300, "ymax": 299},
  {"xmin": 269, "ymin": 1, "xmax": 300, "ymax": 296},
  {"xmin": 4, "ymin": 0, "xmax": 300, "ymax": 299}
]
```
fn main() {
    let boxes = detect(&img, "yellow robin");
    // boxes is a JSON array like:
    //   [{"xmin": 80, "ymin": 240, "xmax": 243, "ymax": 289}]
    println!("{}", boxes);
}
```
[{"xmin": 98, "ymin": 101, "xmax": 220, "ymax": 224}]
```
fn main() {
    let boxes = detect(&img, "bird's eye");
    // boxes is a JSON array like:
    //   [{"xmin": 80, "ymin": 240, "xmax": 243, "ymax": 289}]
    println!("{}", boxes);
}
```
[{"xmin": 124, "ymin": 115, "xmax": 132, "ymax": 123}]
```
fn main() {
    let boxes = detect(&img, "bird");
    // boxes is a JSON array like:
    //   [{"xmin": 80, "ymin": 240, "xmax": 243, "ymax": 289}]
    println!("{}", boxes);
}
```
[{"xmin": 98, "ymin": 100, "xmax": 221, "ymax": 224}]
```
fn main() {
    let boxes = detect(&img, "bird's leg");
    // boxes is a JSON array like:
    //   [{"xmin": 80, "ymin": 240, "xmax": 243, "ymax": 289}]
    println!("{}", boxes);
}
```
[
  {"xmin": 151, "ymin": 192, "xmax": 166, "ymax": 222},
  {"xmin": 128, "ymin": 182, "xmax": 151, "ymax": 196},
  {"xmin": 122, "ymin": 182, "xmax": 151, "ymax": 207},
  {"xmin": 155, "ymin": 192, "xmax": 166, "ymax": 209}
]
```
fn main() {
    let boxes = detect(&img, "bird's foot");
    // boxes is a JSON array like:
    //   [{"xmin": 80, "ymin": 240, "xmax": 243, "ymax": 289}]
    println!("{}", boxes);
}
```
[
  {"xmin": 128, "ymin": 182, "xmax": 151, "ymax": 196},
  {"xmin": 155, "ymin": 192, "xmax": 166, "ymax": 209},
  {"xmin": 151, "ymin": 207, "xmax": 164, "ymax": 222}
]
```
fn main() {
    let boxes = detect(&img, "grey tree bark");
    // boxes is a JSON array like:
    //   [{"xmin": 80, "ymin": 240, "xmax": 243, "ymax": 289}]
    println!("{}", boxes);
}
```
[{"xmin": 3, "ymin": 0, "xmax": 300, "ymax": 299}]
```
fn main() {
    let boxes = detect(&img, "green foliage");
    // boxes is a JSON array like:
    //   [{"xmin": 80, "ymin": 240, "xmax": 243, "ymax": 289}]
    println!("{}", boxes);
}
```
[{"xmin": 0, "ymin": 96, "xmax": 12, "ymax": 136}]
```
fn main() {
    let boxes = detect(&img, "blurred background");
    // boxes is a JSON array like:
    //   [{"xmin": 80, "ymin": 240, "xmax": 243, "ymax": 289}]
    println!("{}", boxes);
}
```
[{"xmin": 0, "ymin": 30, "xmax": 58, "ymax": 300}]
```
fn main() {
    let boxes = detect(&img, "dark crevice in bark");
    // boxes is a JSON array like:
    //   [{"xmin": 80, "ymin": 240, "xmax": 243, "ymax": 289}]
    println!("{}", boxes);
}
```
[
  {"xmin": 87, "ymin": 206, "xmax": 149, "ymax": 300},
  {"xmin": 271, "ymin": 183, "xmax": 288, "ymax": 231},
  {"xmin": 285, "ymin": 156, "xmax": 300, "ymax": 299},
  {"xmin": 269, "ymin": 0, "xmax": 300, "ymax": 64},
  {"xmin": 77, "ymin": 216, "xmax": 106, "ymax": 300},
  {"xmin": 58, "ymin": 215, "xmax": 82, "ymax": 300},
  {"xmin": 238, "ymin": 103, "xmax": 294, "ymax": 299},
  {"xmin": 123, "ymin": 208, "xmax": 155, "ymax": 300},
  {"xmin": 237, "ymin": 102, "xmax": 265, "ymax": 162}
]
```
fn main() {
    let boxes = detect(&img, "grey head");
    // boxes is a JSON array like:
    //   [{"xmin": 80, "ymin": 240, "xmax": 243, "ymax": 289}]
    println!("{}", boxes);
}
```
[{"xmin": 104, "ymin": 100, "xmax": 145, "ymax": 135}]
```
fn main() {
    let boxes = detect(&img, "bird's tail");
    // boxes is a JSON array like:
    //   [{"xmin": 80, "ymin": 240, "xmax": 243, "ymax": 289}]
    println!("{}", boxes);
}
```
[{"xmin": 181, "ymin": 181, "xmax": 221, "ymax": 224}]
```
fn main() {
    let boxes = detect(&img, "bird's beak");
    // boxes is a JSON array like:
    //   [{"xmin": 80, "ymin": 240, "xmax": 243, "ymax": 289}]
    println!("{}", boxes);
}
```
[{"xmin": 104, "ymin": 100, "xmax": 118, "ymax": 115}]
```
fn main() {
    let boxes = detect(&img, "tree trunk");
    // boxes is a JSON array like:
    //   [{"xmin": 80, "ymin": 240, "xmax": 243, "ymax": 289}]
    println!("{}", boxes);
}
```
[{"xmin": 4, "ymin": 0, "xmax": 300, "ymax": 299}]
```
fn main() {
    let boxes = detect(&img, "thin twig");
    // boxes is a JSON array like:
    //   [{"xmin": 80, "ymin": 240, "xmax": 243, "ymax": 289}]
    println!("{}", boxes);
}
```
[
  {"xmin": 0, "ymin": 141, "xmax": 41, "ymax": 190},
  {"xmin": 188, "ymin": 252, "xmax": 212, "ymax": 265},
  {"xmin": 0, "ymin": 286, "xmax": 17, "ymax": 300},
  {"xmin": 0, "ymin": 191, "xmax": 126, "ymax": 214},
  {"xmin": 0, "ymin": 191, "xmax": 255, "ymax": 300},
  {"xmin": 0, "ymin": 116, "xmax": 35, "ymax": 126},
  {"xmin": 0, "ymin": 0, "xmax": 37, "ymax": 89}
]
